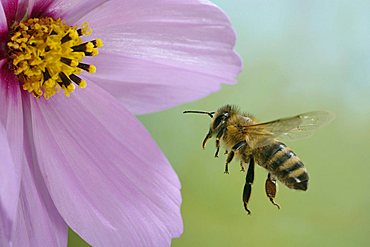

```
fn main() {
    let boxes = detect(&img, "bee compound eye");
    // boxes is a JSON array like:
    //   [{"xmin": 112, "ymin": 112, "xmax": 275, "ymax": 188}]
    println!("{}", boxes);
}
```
[{"xmin": 213, "ymin": 114, "xmax": 228, "ymax": 129}]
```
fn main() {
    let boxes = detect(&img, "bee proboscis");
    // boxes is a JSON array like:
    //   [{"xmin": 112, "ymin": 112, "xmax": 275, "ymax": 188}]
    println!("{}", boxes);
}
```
[{"xmin": 184, "ymin": 105, "xmax": 334, "ymax": 214}]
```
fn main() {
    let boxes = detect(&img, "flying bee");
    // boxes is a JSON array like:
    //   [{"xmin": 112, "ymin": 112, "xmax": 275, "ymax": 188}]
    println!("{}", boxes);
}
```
[{"xmin": 184, "ymin": 105, "xmax": 334, "ymax": 214}]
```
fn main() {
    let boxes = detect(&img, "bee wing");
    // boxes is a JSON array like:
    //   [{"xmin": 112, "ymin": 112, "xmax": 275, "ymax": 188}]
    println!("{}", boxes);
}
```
[{"xmin": 244, "ymin": 111, "xmax": 335, "ymax": 148}]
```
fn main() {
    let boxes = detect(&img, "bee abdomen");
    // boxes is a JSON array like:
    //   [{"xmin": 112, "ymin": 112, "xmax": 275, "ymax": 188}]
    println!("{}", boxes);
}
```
[{"xmin": 257, "ymin": 142, "xmax": 309, "ymax": 191}]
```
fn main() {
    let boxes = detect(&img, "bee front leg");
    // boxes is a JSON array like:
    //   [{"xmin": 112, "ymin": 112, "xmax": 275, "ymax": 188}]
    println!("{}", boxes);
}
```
[
  {"xmin": 265, "ymin": 173, "xmax": 281, "ymax": 210},
  {"xmin": 243, "ymin": 156, "xmax": 255, "ymax": 215},
  {"xmin": 224, "ymin": 141, "xmax": 247, "ymax": 174},
  {"xmin": 215, "ymin": 127, "xmax": 226, "ymax": 157},
  {"xmin": 202, "ymin": 129, "xmax": 213, "ymax": 149}
]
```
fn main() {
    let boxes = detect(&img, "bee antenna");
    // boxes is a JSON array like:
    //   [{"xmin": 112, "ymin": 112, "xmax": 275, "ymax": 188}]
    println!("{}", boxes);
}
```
[{"xmin": 183, "ymin": 110, "xmax": 214, "ymax": 118}]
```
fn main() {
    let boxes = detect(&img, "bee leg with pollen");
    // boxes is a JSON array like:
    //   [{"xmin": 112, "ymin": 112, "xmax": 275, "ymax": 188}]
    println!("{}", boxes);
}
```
[
  {"xmin": 265, "ymin": 173, "xmax": 281, "ymax": 210},
  {"xmin": 214, "ymin": 127, "xmax": 226, "ymax": 157},
  {"xmin": 224, "ymin": 141, "xmax": 247, "ymax": 174},
  {"xmin": 242, "ymin": 156, "xmax": 255, "ymax": 215}
]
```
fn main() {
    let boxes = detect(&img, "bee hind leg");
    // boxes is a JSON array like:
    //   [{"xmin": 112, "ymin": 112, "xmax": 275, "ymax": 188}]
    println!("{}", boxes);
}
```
[
  {"xmin": 242, "ymin": 156, "xmax": 255, "ymax": 215},
  {"xmin": 224, "ymin": 141, "xmax": 247, "ymax": 174},
  {"xmin": 265, "ymin": 173, "xmax": 281, "ymax": 210}
]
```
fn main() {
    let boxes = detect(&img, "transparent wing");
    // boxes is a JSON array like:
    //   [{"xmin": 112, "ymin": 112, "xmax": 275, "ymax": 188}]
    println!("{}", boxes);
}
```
[{"xmin": 244, "ymin": 111, "xmax": 335, "ymax": 148}]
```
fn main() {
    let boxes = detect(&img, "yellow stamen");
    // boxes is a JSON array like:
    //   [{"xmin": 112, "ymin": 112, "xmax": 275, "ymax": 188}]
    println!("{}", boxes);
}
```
[{"xmin": 7, "ymin": 17, "xmax": 102, "ymax": 99}]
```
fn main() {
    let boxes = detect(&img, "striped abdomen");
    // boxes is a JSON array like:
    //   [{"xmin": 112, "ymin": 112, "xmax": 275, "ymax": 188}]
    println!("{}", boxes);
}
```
[{"xmin": 254, "ymin": 142, "xmax": 309, "ymax": 191}]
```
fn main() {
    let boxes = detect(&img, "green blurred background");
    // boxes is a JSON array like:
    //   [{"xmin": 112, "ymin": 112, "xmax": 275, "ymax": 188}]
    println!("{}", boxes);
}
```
[{"xmin": 69, "ymin": 1, "xmax": 370, "ymax": 246}]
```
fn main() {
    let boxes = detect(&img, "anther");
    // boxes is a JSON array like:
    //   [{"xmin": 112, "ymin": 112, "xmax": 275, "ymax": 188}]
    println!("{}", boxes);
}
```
[
  {"xmin": 83, "ymin": 50, "xmax": 98, "ymax": 56},
  {"xmin": 76, "ymin": 22, "xmax": 91, "ymax": 36},
  {"xmin": 61, "ymin": 33, "xmax": 72, "ymax": 44},
  {"xmin": 60, "ymin": 57, "xmax": 78, "ymax": 67},
  {"xmin": 42, "ymin": 69, "xmax": 51, "ymax": 83},
  {"xmin": 77, "ymin": 29, "xmax": 83, "ymax": 36},
  {"xmin": 59, "ymin": 72, "xmax": 71, "ymax": 87},
  {"xmin": 91, "ymin": 39, "xmax": 103, "ymax": 48},
  {"xmin": 69, "ymin": 74, "xmax": 86, "ymax": 88},
  {"xmin": 77, "ymin": 62, "xmax": 96, "ymax": 73},
  {"xmin": 71, "ymin": 42, "xmax": 94, "ymax": 52}
]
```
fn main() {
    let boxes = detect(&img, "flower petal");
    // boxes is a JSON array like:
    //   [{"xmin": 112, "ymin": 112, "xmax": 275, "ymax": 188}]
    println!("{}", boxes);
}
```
[
  {"xmin": 29, "ymin": 0, "xmax": 54, "ymax": 18},
  {"xmin": 84, "ymin": 55, "xmax": 227, "ymax": 114},
  {"xmin": 0, "ymin": 0, "xmax": 33, "ymax": 24},
  {"xmin": 28, "ymin": 83, "xmax": 183, "ymax": 246},
  {"xmin": 12, "ymin": 171, "xmax": 68, "ymax": 247},
  {"xmin": 0, "ymin": 0, "xmax": 18, "ymax": 26},
  {"xmin": 0, "ymin": 2, "xmax": 7, "ymax": 32},
  {"xmin": 3, "ymin": 0, "xmax": 53, "ymax": 19},
  {"xmin": 80, "ymin": 0, "xmax": 242, "ymax": 113},
  {"xmin": 0, "ymin": 125, "xmax": 17, "ymax": 247},
  {"xmin": 0, "ymin": 64, "xmax": 23, "ymax": 246},
  {"xmin": 46, "ymin": 0, "xmax": 109, "ymax": 24},
  {"xmin": 12, "ymin": 108, "xmax": 68, "ymax": 246},
  {"xmin": 0, "ymin": 2, "xmax": 8, "ymax": 60}
]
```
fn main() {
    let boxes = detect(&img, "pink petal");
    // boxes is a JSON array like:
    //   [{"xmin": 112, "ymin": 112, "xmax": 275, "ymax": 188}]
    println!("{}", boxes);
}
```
[
  {"xmin": 0, "ymin": 64, "xmax": 23, "ymax": 245},
  {"xmin": 28, "ymin": 83, "xmax": 183, "ymax": 246},
  {"xmin": 79, "ymin": 0, "xmax": 242, "ymax": 113},
  {"xmin": 84, "ymin": 55, "xmax": 226, "ymax": 114},
  {"xmin": 0, "ymin": 2, "xmax": 7, "ymax": 32},
  {"xmin": 13, "ymin": 172, "xmax": 68, "ymax": 247},
  {"xmin": 1, "ymin": 0, "xmax": 32, "ymax": 24},
  {"xmin": 1, "ymin": 0, "xmax": 53, "ymax": 20},
  {"xmin": 0, "ymin": 65, "xmax": 23, "ymax": 180},
  {"xmin": 12, "ymin": 109, "xmax": 68, "ymax": 246},
  {"xmin": 0, "ymin": 0, "xmax": 17, "ymax": 26},
  {"xmin": 0, "ymin": 2, "xmax": 9, "ymax": 60},
  {"xmin": 29, "ymin": 0, "xmax": 54, "ymax": 18},
  {"xmin": 46, "ymin": 0, "xmax": 109, "ymax": 24},
  {"xmin": 0, "ymin": 125, "xmax": 17, "ymax": 246}
]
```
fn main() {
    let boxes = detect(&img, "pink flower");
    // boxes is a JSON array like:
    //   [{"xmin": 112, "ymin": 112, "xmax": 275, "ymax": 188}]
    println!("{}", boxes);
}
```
[{"xmin": 0, "ymin": 0, "xmax": 241, "ymax": 246}]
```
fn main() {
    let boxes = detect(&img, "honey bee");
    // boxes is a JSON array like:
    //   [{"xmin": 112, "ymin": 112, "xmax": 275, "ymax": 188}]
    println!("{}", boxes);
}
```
[{"xmin": 184, "ymin": 105, "xmax": 334, "ymax": 214}]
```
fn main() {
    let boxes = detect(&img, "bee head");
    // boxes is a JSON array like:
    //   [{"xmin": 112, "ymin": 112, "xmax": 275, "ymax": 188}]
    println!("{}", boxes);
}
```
[
  {"xmin": 183, "ymin": 104, "xmax": 238, "ymax": 149},
  {"xmin": 211, "ymin": 105, "xmax": 237, "ymax": 131},
  {"xmin": 183, "ymin": 104, "xmax": 237, "ymax": 131}
]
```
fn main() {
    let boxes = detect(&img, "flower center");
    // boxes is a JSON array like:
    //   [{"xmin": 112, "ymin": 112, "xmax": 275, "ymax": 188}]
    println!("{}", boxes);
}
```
[{"xmin": 7, "ymin": 17, "xmax": 102, "ymax": 99}]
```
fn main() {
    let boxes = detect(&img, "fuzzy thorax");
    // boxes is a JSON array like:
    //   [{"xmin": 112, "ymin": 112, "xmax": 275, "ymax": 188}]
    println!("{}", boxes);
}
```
[{"xmin": 7, "ymin": 17, "xmax": 103, "ymax": 99}]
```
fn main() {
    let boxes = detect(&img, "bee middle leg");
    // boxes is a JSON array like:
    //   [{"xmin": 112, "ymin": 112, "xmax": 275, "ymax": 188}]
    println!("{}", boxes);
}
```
[
  {"xmin": 239, "ymin": 161, "xmax": 245, "ymax": 172},
  {"xmin": 242, "ymin": 155, "xmax": 255, "ymax": 215},
  {"xmin": 265, "ymin": 173, "xmax": 281, "ymax": 210},
  {"xmin": 224, "ymin": 141, "xmax": 247, "ymax": 174},
  {"xmin": 214, "ymin": 127, "xmax": 226, "ymax": 157}
]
